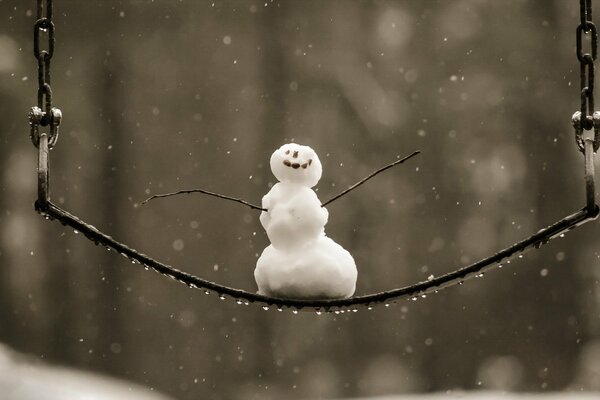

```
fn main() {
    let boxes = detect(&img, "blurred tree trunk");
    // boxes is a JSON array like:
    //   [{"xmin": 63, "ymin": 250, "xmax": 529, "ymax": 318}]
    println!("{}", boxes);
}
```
[
  {"xmin": 246, "ymin": 0, "xmax": 290, "ymax": 388},
  {"xmin": 258, "ymin": 2, "xmax": 289, "ymax": 153},
  {"xmin": 0, "ymin": 94, "xmax": 20, "ymax": 347},
  {"xmin": 94, "ymin": 48, "xmax": 129, "ymax": 374},
  {"xmin": 406, "ymin": 5, "xmax": 469, "ymax": 391},
  {"xmin": 510, "ymin": 0, "xmax": 582, "ymax": 389}
]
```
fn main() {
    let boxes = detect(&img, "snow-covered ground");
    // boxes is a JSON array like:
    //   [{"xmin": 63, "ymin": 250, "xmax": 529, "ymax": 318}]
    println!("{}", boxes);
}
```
[
  {"xmin": 2, "ymin": 342, "xmax": 598, "ymax": 400},
  {"xmin": 348, "ymin": 393, "xmax": 600, "ymax": 400},
  {"xmin": 0, "ymin": 343, "xmax": 174, "ymax": 400}
]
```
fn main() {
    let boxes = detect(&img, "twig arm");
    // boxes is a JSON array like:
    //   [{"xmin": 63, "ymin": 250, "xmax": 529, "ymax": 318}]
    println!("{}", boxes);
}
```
[
  {"xmin": 141, "ymin": 150, "xmax": 419, "ymax": 211},
  {"xmin": 321, "ymin": 150, "xmax": 420, "ymax": 208},
  {"xmin": 141, "ymin": 189, "xmax": 266, "ymax": 212}
]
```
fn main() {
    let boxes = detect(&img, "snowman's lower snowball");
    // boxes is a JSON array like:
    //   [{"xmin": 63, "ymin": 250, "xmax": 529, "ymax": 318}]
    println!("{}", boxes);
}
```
[{"xmin": 255, "ymin": 236, "xmax": 357, "ymax": 299}]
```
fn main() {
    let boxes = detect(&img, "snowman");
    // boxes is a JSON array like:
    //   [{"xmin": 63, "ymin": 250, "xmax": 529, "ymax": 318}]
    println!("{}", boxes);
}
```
[{"xmin": 255, "ymin": 143, "xmax": 357, "ymax": 300}]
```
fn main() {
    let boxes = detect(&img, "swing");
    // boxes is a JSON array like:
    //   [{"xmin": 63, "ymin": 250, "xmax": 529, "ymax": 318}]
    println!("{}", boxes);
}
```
[{"xmin": 29, "ymin": 0, "xmax": 600, "ymax": 312}]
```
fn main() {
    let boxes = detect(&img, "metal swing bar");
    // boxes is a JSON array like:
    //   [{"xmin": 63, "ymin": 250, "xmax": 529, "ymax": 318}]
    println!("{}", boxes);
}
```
[
  {"xmin": 28, "ymin": 0, "xmax": 600, "ymax": 312},
  {"xmin": 33, "ymin": 194, "xmax": 599, "ymax": 311}
]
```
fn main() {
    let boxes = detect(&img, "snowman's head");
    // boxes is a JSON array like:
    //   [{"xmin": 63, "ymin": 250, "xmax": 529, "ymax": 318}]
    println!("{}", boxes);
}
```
[{"xmin": 270, "ymin": 143, "xmax": 322, "ymax": 187}]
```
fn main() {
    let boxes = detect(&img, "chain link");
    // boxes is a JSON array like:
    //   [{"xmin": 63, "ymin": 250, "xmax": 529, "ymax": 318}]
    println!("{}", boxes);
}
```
[
  {"xmin": 574, "ymin": 0, "xmax": 600, "ymax": 152},
  {"xmin": 29, "ymin": 0, "xmax": 61, "ymax": 149}
]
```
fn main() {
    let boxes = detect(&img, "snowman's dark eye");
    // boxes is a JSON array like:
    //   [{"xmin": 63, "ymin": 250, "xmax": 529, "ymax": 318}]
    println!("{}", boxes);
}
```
[
  {"xmin": 292, "ymin": 151, "xmax": 299, "ymax": 158},
  {"xmin": 285, "ymin": 150, "xmax": 290, "ymax": 155}
]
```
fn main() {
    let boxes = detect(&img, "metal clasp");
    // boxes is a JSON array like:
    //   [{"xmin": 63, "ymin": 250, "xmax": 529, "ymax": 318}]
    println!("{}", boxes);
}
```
[{"xmin": 29, "ymin": 106, "xmax": 62, "ymax": 149}]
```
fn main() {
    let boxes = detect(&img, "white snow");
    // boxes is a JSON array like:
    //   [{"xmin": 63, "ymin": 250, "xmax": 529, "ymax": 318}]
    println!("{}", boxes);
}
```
[
  {"xmin": 260, "ymin": 183, "xmax": 327, "ymax": 251},
  {"xmin": 255, "ymin": 143, "xmax": 357, "ymax": 299},
  {"xmin": 0, "ymin": 343, "xmax": 173, "ymax": 400},
  {"xmin": 269, "ymin": 142, "xmax": 323, "ymax": 187},
  {"xmin": 343, "ymin": 392, "xmax": 600, "ymax": 400},
  {"xmin": 256, "ymin": 236, "xmax": 357, "ymax": 299}
]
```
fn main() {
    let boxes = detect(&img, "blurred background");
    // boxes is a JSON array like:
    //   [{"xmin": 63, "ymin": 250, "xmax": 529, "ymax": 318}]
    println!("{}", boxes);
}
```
[{"xmin": 1, "ymin": 0, "xmax": 600, "ymax": 399}]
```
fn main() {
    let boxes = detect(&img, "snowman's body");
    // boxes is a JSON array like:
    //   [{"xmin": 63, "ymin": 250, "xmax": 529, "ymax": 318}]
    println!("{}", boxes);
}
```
[
  {"xmin": 254, "ymin": 144, "xmax": 357, "ymax": 299},
  {"xmin": 259, "ymin": 183, "xmax": 327, "ymax": 251}
]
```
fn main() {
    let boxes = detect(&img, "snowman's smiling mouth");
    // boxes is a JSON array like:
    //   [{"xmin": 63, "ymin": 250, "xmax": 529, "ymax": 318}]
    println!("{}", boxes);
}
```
[
  {"xmin": 283, "ymin": 159, "xmax": 311, "ymax": 169},
  {"xmin": 282, "ymin": 149, "xmax": 313, "ymax": 170}
]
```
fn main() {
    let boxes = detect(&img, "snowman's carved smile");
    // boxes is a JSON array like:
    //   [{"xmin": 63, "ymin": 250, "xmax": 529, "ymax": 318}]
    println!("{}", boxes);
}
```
[{"xmin": 282, "ymin": 149, "xmax": 313, "ymax": 169}]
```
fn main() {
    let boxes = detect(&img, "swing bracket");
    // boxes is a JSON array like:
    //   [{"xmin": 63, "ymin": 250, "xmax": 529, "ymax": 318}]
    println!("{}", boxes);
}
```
[
  {"xmin": 30, "ymin": 106, "xmax": 61, "ymax": 210},
  {"xmin": 572, "ymin": 111, "xmax": 600, "ymax": 216}
]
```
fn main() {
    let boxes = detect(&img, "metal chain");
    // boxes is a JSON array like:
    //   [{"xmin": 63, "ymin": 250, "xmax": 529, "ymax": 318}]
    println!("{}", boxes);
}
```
[
  {"xmin": 29, "ymin": 0, "xmax": 61, "ymax": 149},
  {"xmin": 573, "ymin": 0, "xmax": 600, "ymax": 153}
]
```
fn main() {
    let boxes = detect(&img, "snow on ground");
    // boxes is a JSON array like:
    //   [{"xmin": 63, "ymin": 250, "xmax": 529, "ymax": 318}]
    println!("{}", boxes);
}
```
[
  {"xmin": 0, "ymin": 343, "xmax": 174, "ymax": 400},
  {"xmin": 347, "ymin": 392, "xmax": 600, "ymax": 400}
]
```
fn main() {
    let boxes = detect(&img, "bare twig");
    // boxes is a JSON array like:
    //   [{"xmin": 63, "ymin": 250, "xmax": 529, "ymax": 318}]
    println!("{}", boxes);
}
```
[
  {"xmin": 141, "ymin": 189, "xmax": 266, "ymax": 212},
  {"xmin": 141, "ymin": 150, "xmax": 419, "ymax": 212},
  {"xmin": 321, "ymin": 150, "xmax": 420, "ymax": 208}
]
